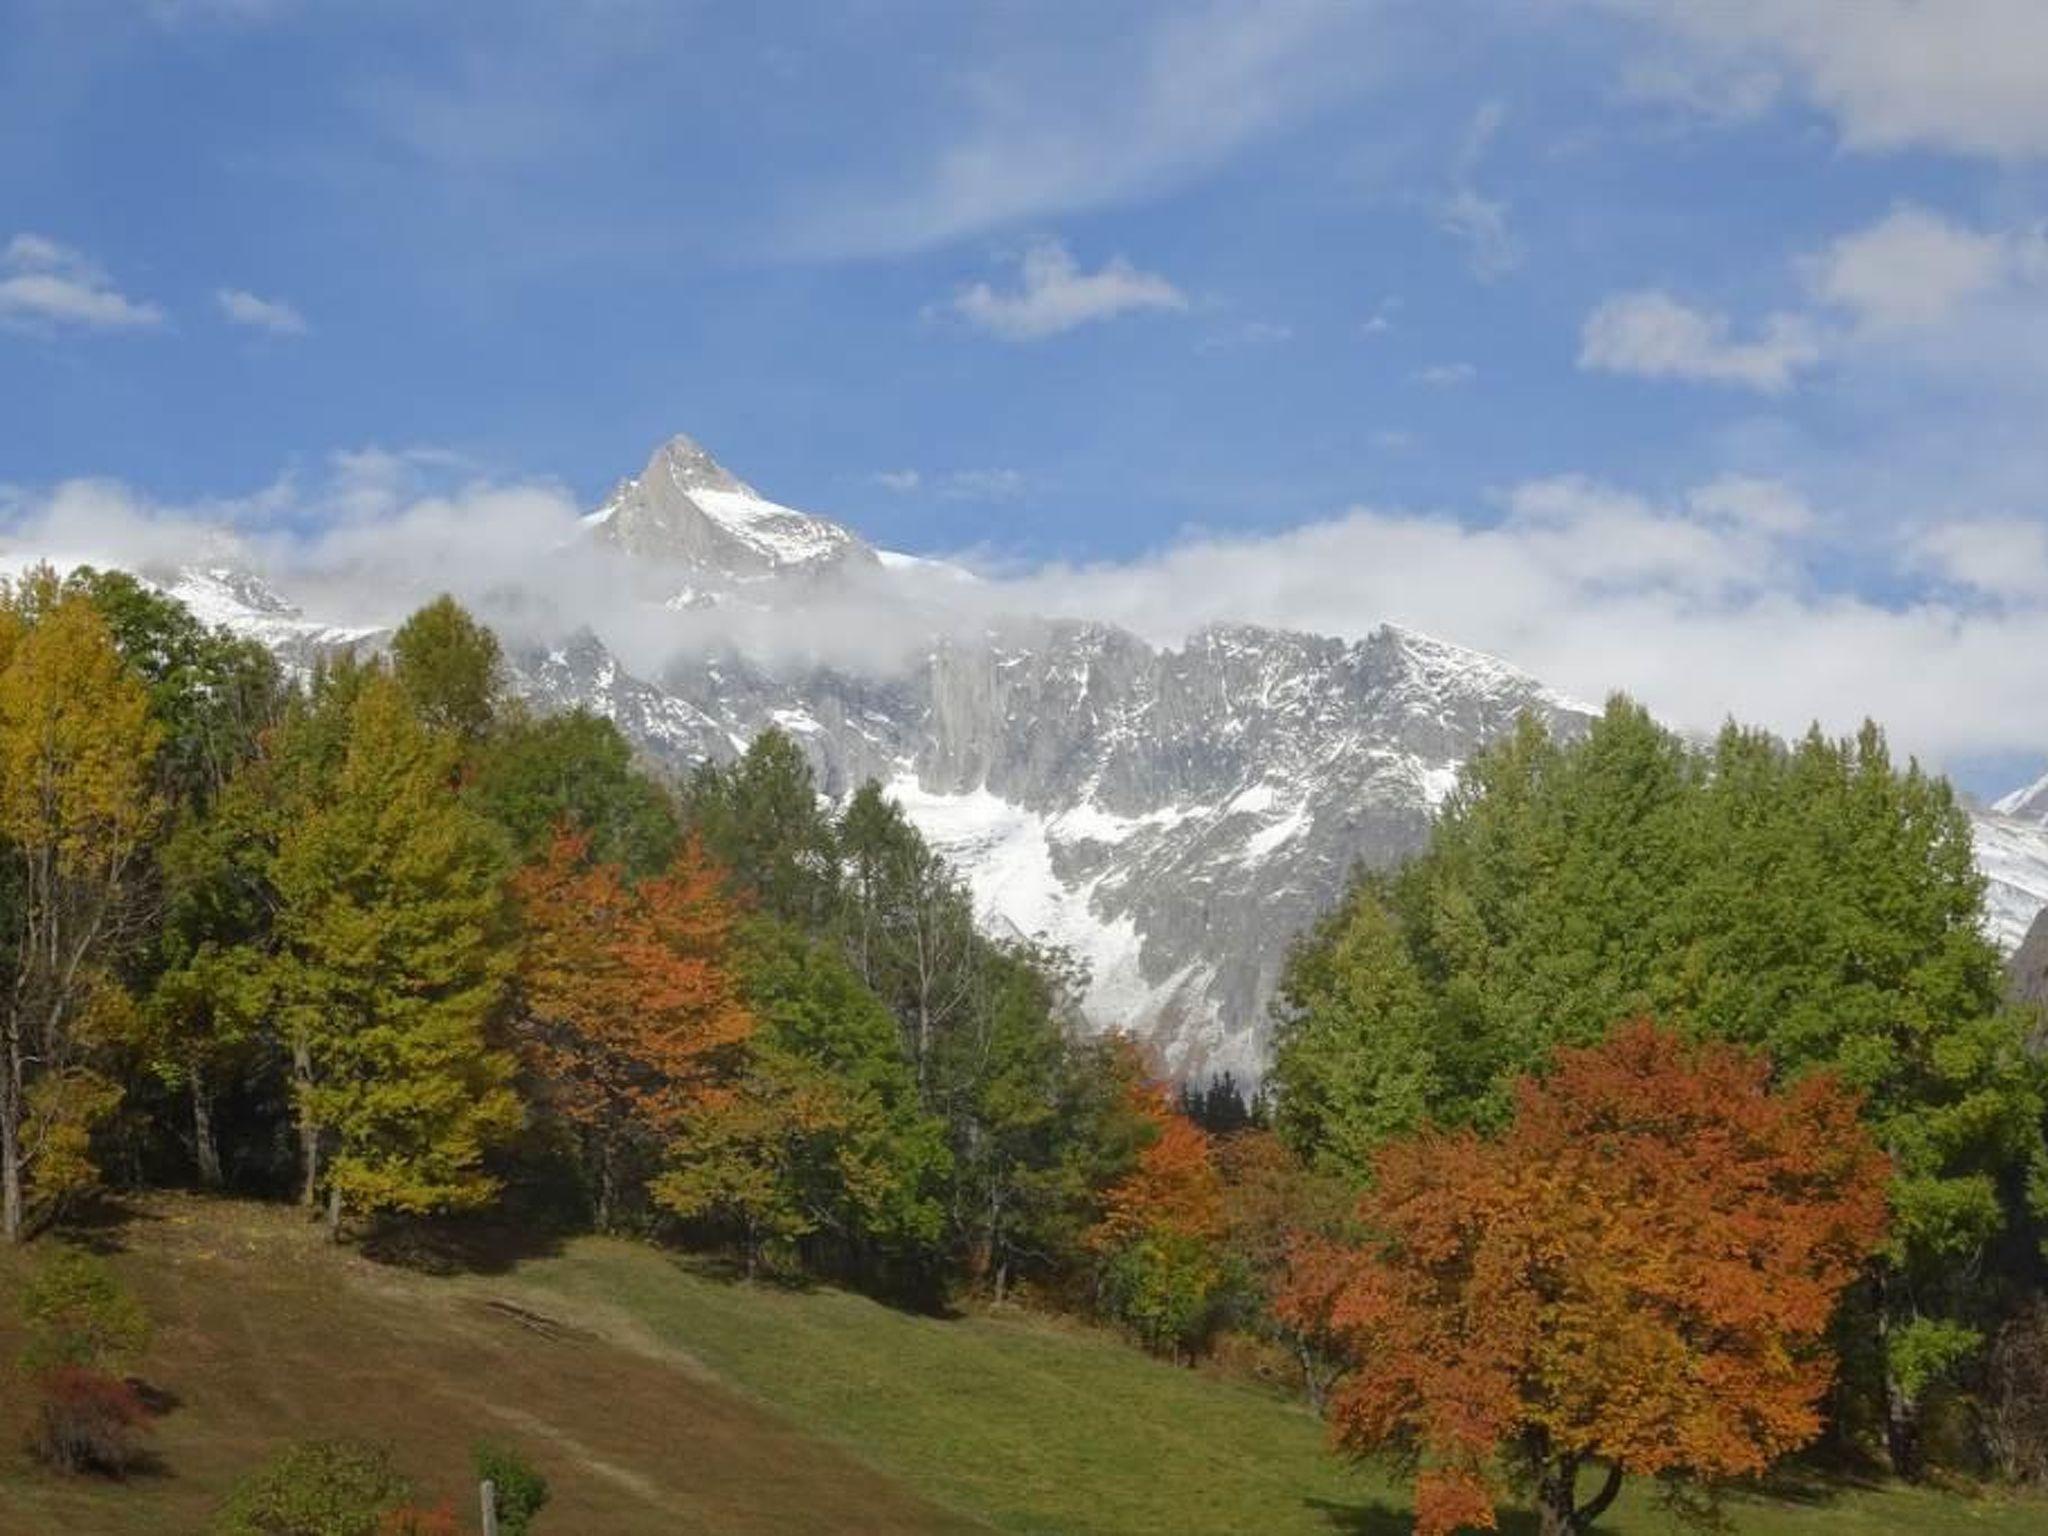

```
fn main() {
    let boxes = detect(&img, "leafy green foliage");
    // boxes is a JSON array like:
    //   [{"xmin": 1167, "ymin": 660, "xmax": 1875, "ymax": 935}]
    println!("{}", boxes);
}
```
[
  {"xmin": 468, "ymin": 708, "xmax": 679, "ymax": 876},
  {"xmin": 18, "ymin": 1246, "xmax": 151, "ymax": 1372},
  {"xmin": 212, "ymin": 1439, "xmax": 412, "ymax": 1536},
  {"xmin": 268, "ymin": 673, "xmax": 521, "ymax": 1226},
  {"xmin": 389, "ymin": 595, "xmax": 503, "ymax": 742},
  {"xmin": 1273, "ymin": 697, "xmax": 2048, "ymax": 1469},
  {"xmin": 472, "ymin": 1440, "xmax": 549, "ymax": 1536}
]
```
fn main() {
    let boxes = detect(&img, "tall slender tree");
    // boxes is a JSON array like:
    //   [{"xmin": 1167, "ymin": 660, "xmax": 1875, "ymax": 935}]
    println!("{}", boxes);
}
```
[{"xmin": 0, "ymin": 572, "xmax": 162, "ymax": 1241}]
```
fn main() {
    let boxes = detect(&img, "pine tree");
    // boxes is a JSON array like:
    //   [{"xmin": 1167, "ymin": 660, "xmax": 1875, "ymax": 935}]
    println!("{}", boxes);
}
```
[{"xmin": 268, "ymin": 673, "xmax": 520, "ymax": 1237}]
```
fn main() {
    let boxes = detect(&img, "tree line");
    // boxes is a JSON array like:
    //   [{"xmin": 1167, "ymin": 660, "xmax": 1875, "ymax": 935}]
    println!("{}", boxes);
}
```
[
  {"xmin": 8, "ymin": 565, "xmax": 2048, "ymax": 1530},
  {"xmin": 1267, "ymin": 699, "xmax": 2048, "ymax": 1525},
  {"xmin": 0, "ymin": 570, "xmax": 1186, "ymax": 1319}
]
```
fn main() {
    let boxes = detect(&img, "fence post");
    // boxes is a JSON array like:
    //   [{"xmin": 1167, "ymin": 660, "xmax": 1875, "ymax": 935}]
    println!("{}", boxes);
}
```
[{"xmin": 480, "ymin": 1477, "xmax": 499, "ymax": 1536}]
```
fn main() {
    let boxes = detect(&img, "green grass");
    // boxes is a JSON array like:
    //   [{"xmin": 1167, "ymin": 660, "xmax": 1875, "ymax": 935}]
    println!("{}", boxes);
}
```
[
  {"xmin": 501, "ymin": 1241, "xmax": 2045, "ymax": 1536},
  {"xmin": 1, "ymin": 1195, "xmax": 2041, "ymax": 1535}
]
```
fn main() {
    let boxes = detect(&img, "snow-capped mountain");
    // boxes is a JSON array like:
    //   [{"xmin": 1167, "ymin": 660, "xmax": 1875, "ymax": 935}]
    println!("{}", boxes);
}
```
[
  {"xmin": 12, "ymin": 432, "xmax": 2048, "ymax": 1078},
  {"xmin": 585, "ymin": 434, "xmax": 878, "ymax": 586}
]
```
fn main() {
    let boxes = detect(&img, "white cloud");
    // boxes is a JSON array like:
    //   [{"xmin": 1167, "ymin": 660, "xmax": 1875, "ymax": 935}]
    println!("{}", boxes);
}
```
[
  {"xmin": 1806, "ymin": 204, "xmax": 2045, "ymax": 331},
  {"xmin": 1413, "ymin": 362, "xmax": 1476, "ymax": 387},
  {"xmin": 1595, "ymin": 0, "xmax": 2048, "ymax": 159},
  {"xmin": 7, "ymin": 450, "xmax": 2048, "ymax": 770},
  {"xmin": 984, "ymin": 474, "xmax": 2048, "ymax": 767},
  {"xmin": 0, "ymin": 234, "xmax": 165, "ymax": 332},
  {"xmin": 1579, "ymin": 289, "xmax": 1822, "ymax": 392},
  {"xmin": 1913, "ymin": 517, "xmax": 2048, "ymax": 602},
  {"xmin": 874, "ymin": 470, "xmax": 922, "ymax": 493},
  {"xmin": 788, "ymin": 0, "xmax": 1378, "ymax": 256},
  {"xmin": 216, "ymin": 287, "xmax": 309, "ymax": 336},
  {"xmin": 944, "ymin": 241, "xmax": 1187, "ymax": 341}
]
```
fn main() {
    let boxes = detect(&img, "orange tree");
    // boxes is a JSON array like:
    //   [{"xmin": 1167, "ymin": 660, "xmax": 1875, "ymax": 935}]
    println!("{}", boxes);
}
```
[
  {"xmin": 1088, "ymin": 1085, "xmax": 1230, "ymax": 1361},
  {"xmin": 512, "ymin": 826, "xmax": 753, "ymax": 1228},
  {"xmin": 1279, "ymin": 1021, "xmax": 1888, "ymax": 1536}
]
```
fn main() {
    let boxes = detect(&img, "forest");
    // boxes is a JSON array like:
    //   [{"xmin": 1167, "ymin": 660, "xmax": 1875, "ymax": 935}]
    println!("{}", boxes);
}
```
[{"xmin": 2, "ymin": 565, "xmax": 2046, "ymax": 1535}]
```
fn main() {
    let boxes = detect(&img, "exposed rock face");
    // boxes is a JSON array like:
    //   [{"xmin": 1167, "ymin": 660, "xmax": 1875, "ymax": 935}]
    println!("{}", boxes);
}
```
[
  {"xmin": 500, "ymin": 583, "xmax": 1588, "ymax": 1078},
  {"xmin": 2006, "ymin": 905, "xmax": 2048, "ymax": 1051}
]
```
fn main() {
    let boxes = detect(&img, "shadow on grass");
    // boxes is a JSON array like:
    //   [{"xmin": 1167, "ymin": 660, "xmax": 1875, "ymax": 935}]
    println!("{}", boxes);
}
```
[
  {"xmin": 359, "ymin": 1209, "xmax": 570, "ymax": 1277},
  {"xmin": 49, "ymin": 1193, "xmax": 165, "ymax": 1255}
]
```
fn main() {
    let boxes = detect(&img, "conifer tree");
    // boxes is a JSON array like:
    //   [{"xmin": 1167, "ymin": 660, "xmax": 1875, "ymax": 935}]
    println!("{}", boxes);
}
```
[{"xmin": 268, "ymin": 673, "xmax": 520, "ymax": 1236}]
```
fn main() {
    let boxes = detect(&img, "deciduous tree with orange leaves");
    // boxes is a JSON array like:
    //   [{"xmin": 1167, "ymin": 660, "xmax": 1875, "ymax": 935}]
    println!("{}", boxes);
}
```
[
  {"xmin": 1089, "ymin": 1084, "xmax": 1229, "ymax": 1361},
  {"xmin": 1278, "ymin": 1021, "xmax": 1889, "ymax": 1536},
  {"xmin": 512, "ymin": 827, "xmax": 753, "ymax": 1228}
]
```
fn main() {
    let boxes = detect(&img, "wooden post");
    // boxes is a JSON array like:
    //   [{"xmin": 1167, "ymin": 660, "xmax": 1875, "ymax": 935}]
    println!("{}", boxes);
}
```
[{"xmin": 480, "ymin": 1478, "xmax": 499, "ymax": 1536}]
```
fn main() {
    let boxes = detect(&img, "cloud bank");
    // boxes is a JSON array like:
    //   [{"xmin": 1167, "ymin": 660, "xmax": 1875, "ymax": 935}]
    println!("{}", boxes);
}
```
[{"xmin": 5, "ymin": 449, "xmax": 2048, "ymax": 781}]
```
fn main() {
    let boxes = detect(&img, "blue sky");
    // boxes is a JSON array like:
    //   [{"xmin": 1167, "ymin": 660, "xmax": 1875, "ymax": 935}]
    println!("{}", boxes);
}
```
[{"xmin": 7, "ymin": 1, "xmax": 2048, "ymax": 790}]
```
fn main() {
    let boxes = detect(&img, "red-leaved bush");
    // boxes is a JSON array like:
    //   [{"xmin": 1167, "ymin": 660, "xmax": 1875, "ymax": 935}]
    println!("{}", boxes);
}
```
[{"xmin": 29, "ymin": 1364, "xmax": 154, "ymax": 1475}]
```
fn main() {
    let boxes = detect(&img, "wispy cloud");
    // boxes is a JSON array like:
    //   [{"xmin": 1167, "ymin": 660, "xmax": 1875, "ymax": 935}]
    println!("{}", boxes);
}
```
[
  {"xmin": 1578, "ymin": 289, "xmax": 1821, "ymax": 392},
  {"xmin": 1413, "ymin": 361, "xmax": 1476, "ymax": 387},
  {"xmin": 216, "ymin": 287, "xmax": 309, "ymax": 336},
  {"xmin": 1591, "ymin": 0, "xmax": 2048, "ymax": 159},
  {"xmin": 786, "ymin": 0, "xmax": 1379, "ymax": 257},
  {"xmin": 0, "ymin": 234, "xmax": 165, "ymax": 332},
  {"xmin": 942, "ymin": 240, "xmax": 1186, "ymax": 341},
  {"xmin": 1435, "ymin": 101, "xmax": 1521, "ymax": 280}
]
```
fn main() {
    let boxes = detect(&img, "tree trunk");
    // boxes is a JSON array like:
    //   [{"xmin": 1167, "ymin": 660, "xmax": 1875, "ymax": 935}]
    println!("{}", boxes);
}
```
[
  {"xmin": 1536, "ymin": 1456, "xmax": 1623, "ymax": 1536},
  {"xmin": 1875, "ymin": 1272, "xmax": 1925, "ymax": 1481},
  {"xmin": 0, "ymin": 1041, "xmax": 22, "ymax": 1244},
  {"xmin": 191, "ymin": 1067, "xmax": 223, "ymax": 1191},
  {"xmin": 325, "ymin": 1181, "xmax": 343, "ymax": 1244},
  {"xmin": 594, "ymin": 1139, "xmax": 616, "ymax": 1233},
  {"xmin": 1295, "ymin": 1339, "xmax": 1326, "ymax": 1413},
  {"xmin": 294, "ymin": 1038, "xmax": 319, "ymax": 1209}
]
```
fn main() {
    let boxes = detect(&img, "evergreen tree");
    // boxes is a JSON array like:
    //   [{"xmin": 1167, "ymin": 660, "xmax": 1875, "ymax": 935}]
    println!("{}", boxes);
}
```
[
  {"xmin": 267, "ymin": 674, "xmax": 520, "ymax": 1236},
  {"xmin": 685, "ymin": 729, "xmax": 839, "ymax": 930},
  {"xmin": 390, "ymin": 594, "xmax": 503, "ymax": 743}
]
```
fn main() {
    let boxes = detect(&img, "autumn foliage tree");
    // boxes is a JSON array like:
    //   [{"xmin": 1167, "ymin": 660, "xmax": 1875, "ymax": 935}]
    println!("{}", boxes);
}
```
[
  {"xmin": 1281, "ymin": 1022, "xmax": 1889, "ymax": 1536},
  {"xmin": 1089, "ymin": 1085, "xmax": 1230, "ymax": 1361},
  {"xmin": 512, "ymin": 827, "xmax": 753, "ymax": 1228},
  {"xmin": 0, "ymin": 571, "xmax": 162, "ymax": 1241}
]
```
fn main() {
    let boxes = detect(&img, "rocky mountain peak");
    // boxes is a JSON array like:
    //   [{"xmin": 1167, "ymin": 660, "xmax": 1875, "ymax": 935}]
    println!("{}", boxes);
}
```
[{"xmin": 586, "ymin": 434, "xmax": 877, "ymax": 582}]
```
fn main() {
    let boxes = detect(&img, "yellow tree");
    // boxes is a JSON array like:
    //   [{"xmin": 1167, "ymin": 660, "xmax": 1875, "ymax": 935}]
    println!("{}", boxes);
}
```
[
  {"xmin": 269, "ymin": 672, "xmax": 521, "ymax": 1237},
  {"xmin": 0, "ymin": 570, "xmax": 162, "ymax": 1242}
]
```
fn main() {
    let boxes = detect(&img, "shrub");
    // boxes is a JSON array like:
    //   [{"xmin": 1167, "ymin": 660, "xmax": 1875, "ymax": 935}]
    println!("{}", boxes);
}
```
[
  {"xmin": 213, "ymin": 1439, "xmax": 411, "ymax": 1536},
  {"xmin": 27, "ymin": 1364, "xmax": 154, "ymax": 1475},
  {"xmin": 19, "ymin": 1246, "xmax": 151, "ymax": 1372},
  {"xmin": 474, "ymin": 1440, "xmax": 550, "ymax": 1535}
]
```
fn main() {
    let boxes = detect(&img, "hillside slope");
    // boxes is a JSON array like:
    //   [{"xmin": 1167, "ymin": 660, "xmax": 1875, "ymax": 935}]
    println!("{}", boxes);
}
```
[{"xmin": 2, "ymin": 1197, "xmax": 2042, "ymax": 1536}]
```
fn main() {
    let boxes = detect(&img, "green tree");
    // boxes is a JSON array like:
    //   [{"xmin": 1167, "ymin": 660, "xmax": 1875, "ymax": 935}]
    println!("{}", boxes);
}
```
[
  {"xmin": 1273, "ymin": 699, "xmax": 2047, "ymax": 1476},
  {"xmin": 469, "ymin": 708, "xmax": 678, "ymax": 876},
  {"xmin": 685, "ymin": 729, "xmax": 839, "ymax": 930},
  {"xmin": 268, "ymin": 673, "xmax": 521, "ymax": 1237},
  {"xmin": 1268, "ymin": 883, "xmax": 1438, "ymax": 1180},
  {"xmin": 68, "ymin": 567, "xmax": 284, "ymax": 811},
  {"xmin": 390, "ymin": 594, "xmax": 503, "ymax": 742}
]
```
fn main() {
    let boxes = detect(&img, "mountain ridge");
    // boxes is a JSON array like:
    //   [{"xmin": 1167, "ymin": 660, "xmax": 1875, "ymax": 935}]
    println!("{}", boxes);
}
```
[{"xmin": 8, "ymin": 436, "xmax": 2046, "ymax": 1078}]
